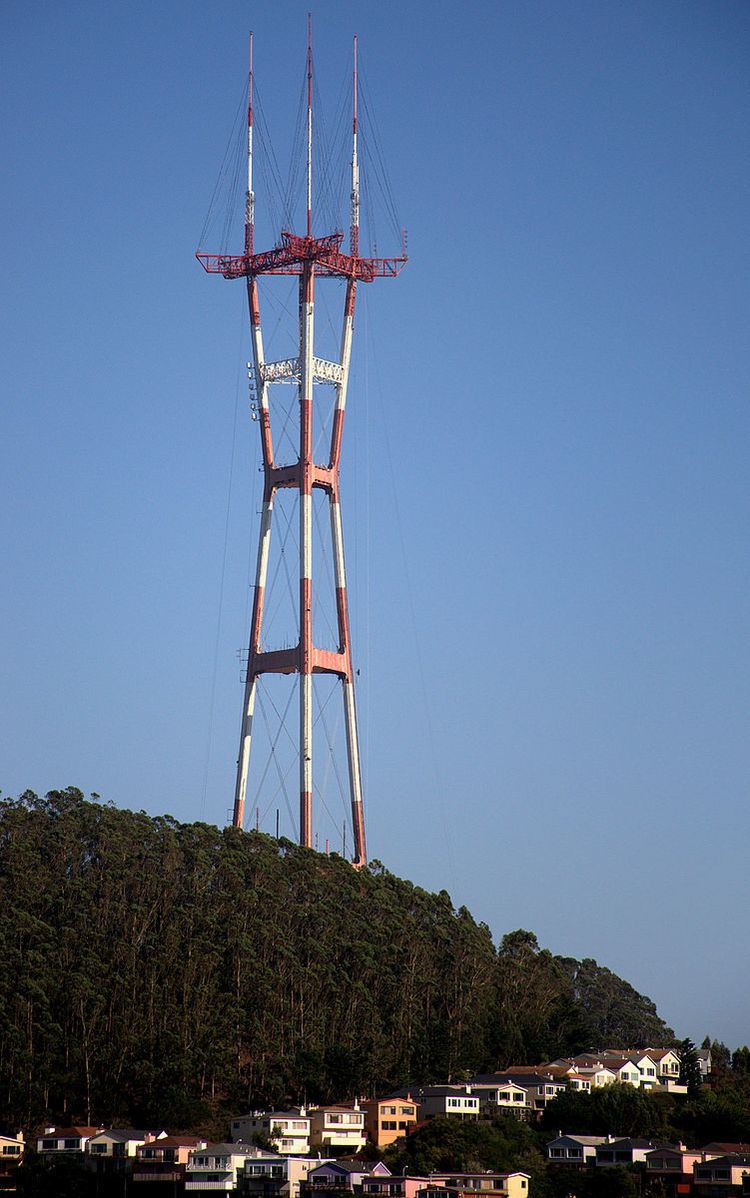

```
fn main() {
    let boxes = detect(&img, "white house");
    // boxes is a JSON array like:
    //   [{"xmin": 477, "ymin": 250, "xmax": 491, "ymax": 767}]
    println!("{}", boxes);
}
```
[
  {"xmin": 546, "ymin": 1135, "xmax": 607, "ymax": 1164},
  {"xmin": 186, "ymin": 1144, "xmax": 273, "ymax": 1194},
  {"xmin": 36, "ymin": 1126, "xmax": 102, "ymax": 1154},
  {"xmin": 0, "ymin": 1133, "xmax": 24, "ymax": 1162},
  {"xmin": 231, "ymin": 1110, "xmax": 311, "ymax": 1155}
]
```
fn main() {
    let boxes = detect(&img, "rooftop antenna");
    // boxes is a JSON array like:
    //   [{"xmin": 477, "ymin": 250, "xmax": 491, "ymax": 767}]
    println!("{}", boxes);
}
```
[
  {"xmin": 350, "ymin": 35, "xmax": 359, "ymax": 256},
  {"xmin": 306, "ymin": 14, "xmax": 313, "ymax": 238}
]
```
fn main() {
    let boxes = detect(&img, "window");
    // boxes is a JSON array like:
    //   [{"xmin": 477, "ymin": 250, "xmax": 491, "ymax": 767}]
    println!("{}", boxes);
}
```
[
  {"xmin": 647, "ymin": 1068, "xmax": 655, "ymax": 1076},
  {"xmin": 329, "ymin": 1115, "xmax": 342, "ymax": 1124},
  {"xmin": 63, "ymin": 1139, "xmax": 79, "ymax": 1150},
  {"xmin": 398, "ymin": 1122, "xmax": 407, "ymax": 1130},
  {"xmin": 90, "ymin": 1144, "xmax": 106, "ymax": 1154},
  {"xmin": 402, "ymin": 1107, "xmax": 415, "ymax": 1117},
  {"xmin": 41, "ymin": 1140, "xmax": 56, "ymax": 1151},
  {"xmin": 550, "ymin": 1149, "xmax": 564, "ymax": 1159},
  {"xmin": 2, "ymin": 1147, "xmax": 21, "ymax": 1156},
  {"xmin": 382, "ymin": 1121, "xmax": 396, "ymax": 1130},
  {"xmin": 513, "ymin": 1093, "xmax": 524, "ymax": 1102}
]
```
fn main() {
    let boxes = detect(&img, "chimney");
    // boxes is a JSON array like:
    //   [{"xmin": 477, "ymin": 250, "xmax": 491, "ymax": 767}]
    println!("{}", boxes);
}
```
[{"xmin": 44, "ymin": 1127, "xmax": 56, "ymax": 1135}]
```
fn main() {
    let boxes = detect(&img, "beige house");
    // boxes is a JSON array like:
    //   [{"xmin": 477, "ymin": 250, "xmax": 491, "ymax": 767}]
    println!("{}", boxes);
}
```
[
  {"xmin": 0, "ymin": 1132, "xmax": 24, "ymax": 1166},
  {"xmin": 88, "ymin": 1129, "xmax": 167, "ymax": 1158},
  {"xmin": 425, "ymin": 1172, "xmax": 530, "ymax": 1198},
  {"xmin": 186, "ymin": 1144, "xmax": 271, "ymax": 1193},
  {"xmin": 694, "ymin": 1153, "xmax": 750, "ymax": 1188},
  {"xmin": 308, "ymin": 1104, "xmax": 366, "ymax": 1152},
  {"xmin": 244, "ymin": 1153, "xmax": 334, "ymax": 1198}
]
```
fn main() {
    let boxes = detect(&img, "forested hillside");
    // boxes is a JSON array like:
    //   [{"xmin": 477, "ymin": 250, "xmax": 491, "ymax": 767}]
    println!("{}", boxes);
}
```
[{"xmin": 0, "ymin": 789, "xmax": 672, "ymax": 1131}]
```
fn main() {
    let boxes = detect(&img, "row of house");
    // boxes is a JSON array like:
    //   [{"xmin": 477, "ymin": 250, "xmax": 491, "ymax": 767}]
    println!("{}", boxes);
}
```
[
  {"xmin": 0, "ymin": 1133, "xmax": 530, "ymax": 1198},
  {"xmin": 547, "ymin": 1134, "xmax": 750, "ymax": 1194},
  {"xmin": 226, "ymin": 1045, "xmax": 696, "ymax": 1162}
]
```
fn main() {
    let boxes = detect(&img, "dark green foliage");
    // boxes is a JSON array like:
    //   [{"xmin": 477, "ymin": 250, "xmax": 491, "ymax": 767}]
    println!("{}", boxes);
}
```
[
  {"xmin": 540, "ymin": 1084, "xmax": 672, "ymax": 1139},
  {"xmin": 677, "ymin": 1038, "xmax": 702, "ymax": 1098},
  {"xmin": 0, "ymin": 790, "xmax": 672, "ymax": 1131},
  {"xmin": 383, "ymin": 1114, "xmax": 549, "ymax": 1196}
]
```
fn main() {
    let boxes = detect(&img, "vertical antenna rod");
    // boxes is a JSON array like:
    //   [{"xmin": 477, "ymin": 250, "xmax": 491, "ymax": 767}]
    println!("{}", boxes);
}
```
[
  {"xmin": 245, "ymin": 32, "xmax": 254, "ymax": 257},
  {"xmin": 350, "ymin": 35, "xmax": 359, "ymax": 257},
  {"xmin": 306, "ymin": 13, "xmax": 313, "ymax": 238}
]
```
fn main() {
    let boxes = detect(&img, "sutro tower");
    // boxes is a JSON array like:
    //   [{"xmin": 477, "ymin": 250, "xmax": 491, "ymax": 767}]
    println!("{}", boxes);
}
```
[{"xmin": 197, "ymin": 23, "xmax": 406, "ymax": 865}]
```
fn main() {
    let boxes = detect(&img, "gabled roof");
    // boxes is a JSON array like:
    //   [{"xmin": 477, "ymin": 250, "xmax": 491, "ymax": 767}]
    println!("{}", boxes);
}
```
[
  {"xmin": 311, "ymin": 1160, "xmax": 387, "ymax": 1176},
  {"xmin": 547, "ymin": 1135, "xmax": 608, "ymax": 1147},
  {"xmin": 38, "ymin": 1126, "xmax": 102, "ymax": 1138},
  {"xmin": 598, "ymin": 1138, "xmax": 674, "ymax": 1151},
  {"xmin": 90, "ymin": 1129, "xmax": 165, "ymax": 1142},
  {"xmin": 139, "ymin": 1135, "xmax": 205, "ymax": 1149}
]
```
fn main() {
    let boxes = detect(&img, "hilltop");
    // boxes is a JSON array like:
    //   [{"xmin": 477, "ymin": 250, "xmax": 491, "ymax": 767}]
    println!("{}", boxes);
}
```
[{"xmin": 0, "ymin": 788, "xmax": 671, "ymax": 1132}]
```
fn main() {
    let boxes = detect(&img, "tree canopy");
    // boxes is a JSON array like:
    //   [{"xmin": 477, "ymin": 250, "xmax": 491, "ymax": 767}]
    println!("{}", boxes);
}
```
[{"xmin": 0, "ymin": 789, "xmax": 673, "ymax": 1131}]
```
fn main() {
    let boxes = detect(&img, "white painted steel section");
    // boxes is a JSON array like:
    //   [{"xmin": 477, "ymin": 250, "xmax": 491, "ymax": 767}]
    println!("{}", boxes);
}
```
[
  {"xmin": 330, "ymin": 499, "xmax": 347, "ymax": 591},
  {"xmin": 312, "ymin": 356, "xmax": 344, "ymax": 385},
  {"xmin": 261, "ymin": 358, "xmax": 300, "ymax": 384},
  {"xmin": 338, "ymin": 313, "xmax": 354, "ymax": 412},
  {"xmin": 234, "ymin": 494, "xmax": 274, "ymax": 824},
  {"xmin": 343, "ymin": 679, "xmax": 365, "ymax": 852}
]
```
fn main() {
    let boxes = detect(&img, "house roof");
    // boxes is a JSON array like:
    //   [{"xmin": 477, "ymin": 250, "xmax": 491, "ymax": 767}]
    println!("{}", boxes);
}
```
[
  {"xmin": 547, "ymin": 1135, "xmax": 608, "ymax": 1147},
  {"xmin": 39, "ymin": 1126, "xmax": 102, "ymax": 1138},
  {"xmin": 140, "ymin": 1135, "xmax": 205, "ymax": 1148},
  {"xmin": 90, "ymin": 1129, "xmax": 164, "ymax": 1142},
  {"xmin": 703, "ymin": 1142, "xmax": 750, "ymax": 1154},
  {"xmin": 599, "ymin": 1139, "xmax": 674, "ymax": 1151},
  {"xmin": 311, "ymin": 1160, "xmax": 385, "ymax": 1176},
  {"xmin": 698, "ymin": 1153, "xmax": 750, "ymax": 1167},
  {"xmin": 193, "ymin": 1142, "xmax": 264, "ymax": 1156},
  {"xmin": 388, "ymin": 1086, "xmax": 476, "ymax": 1100}
]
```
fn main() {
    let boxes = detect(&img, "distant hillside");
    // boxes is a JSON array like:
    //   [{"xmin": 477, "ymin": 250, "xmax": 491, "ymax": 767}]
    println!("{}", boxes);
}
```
[{"xmin": 0, "ymin": 789, "xmax": 672, "ymax": 1130}]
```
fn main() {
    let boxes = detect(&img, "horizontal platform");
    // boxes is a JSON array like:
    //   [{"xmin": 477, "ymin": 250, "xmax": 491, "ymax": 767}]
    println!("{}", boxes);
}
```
[
  {"xmin": 245, "ymin": 646, "xmax": 351, "ymax": 679},
  {"xmin": 196, "ymin": 230, "xmax": 406, "ymax": 282}
]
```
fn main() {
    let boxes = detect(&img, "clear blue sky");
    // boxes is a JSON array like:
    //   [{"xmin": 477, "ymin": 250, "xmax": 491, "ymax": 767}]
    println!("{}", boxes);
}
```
[{"xmin": 2, "ymin": 1, "xmax": 749, "ymax": 1048}]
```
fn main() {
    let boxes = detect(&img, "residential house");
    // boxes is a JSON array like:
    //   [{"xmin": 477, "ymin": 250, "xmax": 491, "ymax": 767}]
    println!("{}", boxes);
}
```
[
  {"xmin": 88, "ymin": 1129, "xmax": 167, "ymax": 1159},
  {"xmin": 133, "ymin": 1135, "xmax": 207, "ymax": 1186},
  {"xmin": 362, "ymin": 1175, "xmax": 436, "ymax": 1198},
  {"xmin": 694, "ymin": 1153, "xmax": 750, "ymax": 1191},
  {"xmin": 420, "ymin": 1172, "xmax": 531, "ymax": 1198},
  {"xmin": 472, "ymin": 1082, "xmax": 529, "ymax": 1116},
  {"xmin": 231, "ymin": 1110, "xmax": 311, "ymax": 1155},
  {"xmin": 646, "ymin": 1049, "xmax": 683, "ymax": 1083},
  {"xmin": 362, "ymin": 1097, "xmax": 419, "ymax": 1148},
  {"xmin": 186, "ymin": 1143, "xmax": 272, "ymax": 1194},
  {"xmin": 566, "ymin": 1074, "xmax": 592, "ymax": 1094},
  {"xmin": 387, "ymin": 1087, "xmax": 479, "ymax": 1122},
  {"xmin": 645, "ymin": 1144, "xmax": 706, "ymax": 1190},
  {"xmin": 0, "ymin": 1134, "xmax": 24, "ymax": 1196},
  {"xmin": 308, "ymin": 1105, "xmax": 366, "ymax": 1153},
  {"xmin": 243, "ymin": 1153, "xmax": 333, "ymax": 1198},
  {"xmin": 596, "ymin": 1138, "xmax": 673, "ymax": 1168},
  {"xmin": 546, "ymin": 1134, "xmax": 607, "ymax": 1165},
  {"xmin": 35, "ymin": 1126, "xmax": 102, "ymax": 1154},
  {"xmin": 0, "ymin": 1135, "xmax": 23, "ymax": 1164},
  {"xmin": 697, "ymin": 1047, "xmax": 712, "ymax": 1079},
  {"xmin": 470, "ymin": 1072, "xmax": 564, "ymax": 1113},
  {"xmin": 305, "ymin": 1160, "xmax": 391, "ymax": 1194}
]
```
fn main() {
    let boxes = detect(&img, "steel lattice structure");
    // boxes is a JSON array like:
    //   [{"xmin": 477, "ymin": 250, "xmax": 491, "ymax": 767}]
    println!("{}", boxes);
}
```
[{"xmin": 196, "ymin": 24, "xmax": 406, "ymax": 864}]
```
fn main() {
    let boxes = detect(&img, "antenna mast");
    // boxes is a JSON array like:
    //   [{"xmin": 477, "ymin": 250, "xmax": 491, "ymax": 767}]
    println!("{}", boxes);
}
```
[
  {"xmin": 351, "ymin": 35, "xmax": 359, "ymax": 256},
  {"xmin": 306, "ymin": 14, "xmax": 313, "ymax": 238},
  {"xmin": 245, "ymin": 32, "xmax": 254, "ymax": 257}
]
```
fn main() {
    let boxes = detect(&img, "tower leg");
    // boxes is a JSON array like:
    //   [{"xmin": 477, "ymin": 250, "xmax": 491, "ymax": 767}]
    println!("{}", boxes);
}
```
[
  {"xmin": 234, "ymin": 491, "xmax": 275, "ymax": 828},
  {"xmin": 299, "ymin": 263, "xmax": 315, "ymax": 847}
]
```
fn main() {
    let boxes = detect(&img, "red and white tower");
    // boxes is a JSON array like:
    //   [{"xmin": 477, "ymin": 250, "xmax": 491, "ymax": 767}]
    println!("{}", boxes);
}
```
[{"xmin": 197, "ymin": 26, "xmax": 406, "ymax": 865}]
